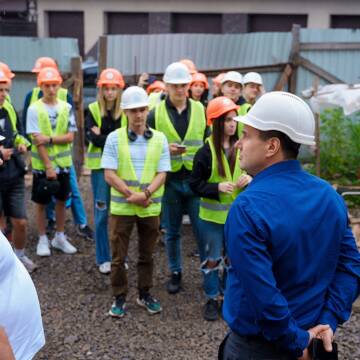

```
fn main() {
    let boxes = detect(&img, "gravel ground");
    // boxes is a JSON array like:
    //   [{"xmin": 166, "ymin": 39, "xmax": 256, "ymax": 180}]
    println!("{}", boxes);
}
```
[{"xmin": 23, "ymin": 175, "xmax": 360, "ymax": 360}]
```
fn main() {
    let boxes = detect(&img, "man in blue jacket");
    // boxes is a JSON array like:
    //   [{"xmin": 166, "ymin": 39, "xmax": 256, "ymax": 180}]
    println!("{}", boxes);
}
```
[{"xmin": 220, "ymin": 91, "xmax": 360, "ymax": 359}]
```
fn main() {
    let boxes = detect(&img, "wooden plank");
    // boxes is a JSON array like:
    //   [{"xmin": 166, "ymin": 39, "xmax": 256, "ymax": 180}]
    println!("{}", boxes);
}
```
[
  {"xmin": 301, "ymin": 42, "xmax": 360, "ymax": 51},
  {"xmin": 289, "ymin": 24, "xmax": 301, "ymax": 93},
  {"xmin": 71, "ymin": 56, "xmax": 85, "ymax": 178},
  {"xmin": 313, "ymin": 77, "xmax": 321, "ymax": 177},
  {"xmin": 298, "ymin": 56, "xmax": 344, "ymax": 84},
  {"xmin": 98, "ymin": 36, "xmax": 108, "ymax": 73},
  {"xmin": 274, "ymin": 64, "xmax": 292, "ymax": 91}
]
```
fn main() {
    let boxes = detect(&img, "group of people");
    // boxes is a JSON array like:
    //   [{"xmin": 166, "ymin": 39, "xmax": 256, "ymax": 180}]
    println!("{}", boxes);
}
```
[{"xmin": 0, "ymin": 55, "xmax": 359, "ymax": 360}]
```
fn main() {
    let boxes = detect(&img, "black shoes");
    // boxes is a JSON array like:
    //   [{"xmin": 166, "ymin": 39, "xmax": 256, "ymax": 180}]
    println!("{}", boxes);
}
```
[
  {"xmin": 166, "ymin": 272, "xmax": 182, "ymax": 294},
  {"xmin": 203, "ymin": 299, "xmax": 219, "ymax": 321}
]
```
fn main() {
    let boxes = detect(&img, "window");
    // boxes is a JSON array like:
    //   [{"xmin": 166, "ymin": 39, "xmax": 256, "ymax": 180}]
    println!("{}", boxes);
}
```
[
  {"xmin": 249, "ymin": 14, "xmax": 307, "ymax": 32},
  {"xmin": 172, "ymin": 13, "xmax": 222, "ymax": 33},
  {"xmin": 107, "ymin": 12, "xmax": 149, "ymax": 34}
]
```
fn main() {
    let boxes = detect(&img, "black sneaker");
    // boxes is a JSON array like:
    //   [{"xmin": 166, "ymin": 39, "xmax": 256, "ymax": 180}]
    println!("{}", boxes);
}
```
[
  {"xmin": 77, "ymin": 225, "xmax": 94, "ymax": 240},
  {"xmin": 203, "ymin": 299, "xmax": 219, "ymax": 321},
  {"xmin": 166, "ymin": 272, "xmax": 182, "ymax": 294}
]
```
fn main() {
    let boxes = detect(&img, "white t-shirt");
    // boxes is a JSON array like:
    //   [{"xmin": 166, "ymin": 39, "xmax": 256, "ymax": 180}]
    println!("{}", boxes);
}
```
[{"xmin": 0, "ymin": 232, "xmax": 45, "ymax": 360}]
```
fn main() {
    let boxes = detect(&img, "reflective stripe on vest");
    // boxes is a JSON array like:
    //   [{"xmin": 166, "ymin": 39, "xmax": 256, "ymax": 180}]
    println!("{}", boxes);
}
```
[
  {"xmin": 110, "ymin": 127, "xmax": 165, "ymax": 217},
  {"xmin": 30, "ymin": 87, "xmax": 68, "ymax": 105},
  {"xmin": 30, "ymin": 99, "xmax": 72, "ymax": 171},
  {"xmin": 154, "ymin": 98, "xmax": 206, "ymax": 172},
  {"xmin": 199, "ymin": 137, "xmax": 246, "ymax": 225},
  {"xmin": 85, "ymin": 101, "xmax": 128, "ymax": 170},
  {"xmin": 1, "ymin": 100, "xmax": 31, "ymax": 147}
]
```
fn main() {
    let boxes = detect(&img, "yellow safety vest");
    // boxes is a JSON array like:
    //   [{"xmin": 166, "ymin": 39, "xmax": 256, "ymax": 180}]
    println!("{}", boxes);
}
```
[
  {"xmin": 199, "ymin": 137, "xmax": 246, "ymax": 224},
  {"xmin": 85, "ymin": 101, "xmax": 128, "ymax": 170},
  {"xmin": 110, "ymin": 127, "xmax": 165, "ymax": 217},
  {"xmin": 154, "ymin": 98, "xmax": 205, "ymax": 172},
  {"xmin": 148, "ymin": 92, "xmax": 163, "ymax": 110},
  {"xmin": 236, "ymin": 103, "xmax": 251, "ymax": 138},
  {"xmin": 1, "ymin": 100, "xmax": 30, "ymax": 147},
  {"xmin": 30, "ymin": 87, "xmax": 68, "ymax": 105},
  {"xmin": 30, "ymin": 99, "xmax": 72, "ymax": 170}
]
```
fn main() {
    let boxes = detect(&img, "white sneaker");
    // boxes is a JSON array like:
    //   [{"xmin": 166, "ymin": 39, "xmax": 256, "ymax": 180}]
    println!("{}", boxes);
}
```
[
  {"xmin": 51, "ymin": 235, "xmax": 77, "ymax": 254},
  {"xmin": 182, "ymin": 215, "xmax": 191, "ymax": 225},
  {"xmin": 37, "ymin": 237, "xmax": 51, "ymax": 257},
  {"xmin": 19, "ymin": 255, "xmax": 38, "ymax": 273},
  {"xmin": 99, "ymin": 261, "xmax": 111, "ymax": 274}
]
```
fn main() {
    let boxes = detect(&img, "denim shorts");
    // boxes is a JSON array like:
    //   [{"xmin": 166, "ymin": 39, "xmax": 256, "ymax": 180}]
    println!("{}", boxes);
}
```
[{"xmin": 0, "ymin": 178, "xmax": 26, "ymax": 219}]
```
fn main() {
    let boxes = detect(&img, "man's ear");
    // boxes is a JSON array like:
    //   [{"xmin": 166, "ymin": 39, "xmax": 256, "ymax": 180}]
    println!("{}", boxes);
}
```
[{"xmin": 265, "ymin": 137, "xmax": 281, "ymax": 158}]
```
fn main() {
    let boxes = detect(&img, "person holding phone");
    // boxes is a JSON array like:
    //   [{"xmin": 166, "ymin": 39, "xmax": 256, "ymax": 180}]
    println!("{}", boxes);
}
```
[{"xmin": 219, "ymin": 92, "xmax": 360, "ymax": 360}]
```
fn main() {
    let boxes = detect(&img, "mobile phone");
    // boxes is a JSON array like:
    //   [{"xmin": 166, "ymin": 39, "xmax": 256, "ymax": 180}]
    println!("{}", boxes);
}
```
[
  {"xmin": 176, "ymin": 144, "xmax": 186, "ymax": 150},
  {"xmin": 0, "ymin": 135, "xmax": 5, "ymax": 142},
  {"xmin": 309, "ymin": 339, "xmax": 338, "ymax": 360},
  {"xmin": 148, "ymin": 75, "xmax": 157, "ymax": 84}
]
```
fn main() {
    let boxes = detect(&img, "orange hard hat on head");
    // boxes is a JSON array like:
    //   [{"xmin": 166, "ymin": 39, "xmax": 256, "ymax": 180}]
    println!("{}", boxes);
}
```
[
  {"xmin": 0, "ymin": 62, "xmax": 15, "ymax": 79},
  {"xmin": 179, "ymin": 59, "xmax": 197, "ymax": 75},
  {"xmin": 0, "ymin": 69, "xmax": 10, "ymax": 85},
  {"xmin": 146, "ymin": 80, "xmax": 165, "ymax": 94},
  {"xmin": 37, "ymin": 67, "xmax": 62, "ymax": 86},
  {"xmin": 206, "ymin": 96, "xmax": 239, "ymax": 126},
  {"xmin": 97, "ymin": 68, "xmax": 125, "ymax": 88},
  {"xmin": 190, "ymin": 72, "xmax": 209, "ymax": 89},
  {"xmin": 212, "ymin": 73, "xmax": 225, "ymax": 85},
  {"xmin": 32, "ymin": 57, "xmax": 58, "ymax": 73}
]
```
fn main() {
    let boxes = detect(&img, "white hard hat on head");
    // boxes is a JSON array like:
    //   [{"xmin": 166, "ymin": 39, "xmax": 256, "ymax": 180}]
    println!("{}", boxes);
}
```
[
  {"xmin": 163, "ymin": 62, "xmax": 192, "ymax": 84},
  {"xmin": 234, "ymin": 91, "xmax": 315, "ymax": 145},
  {"xmin": 221, "ymin": 71, "xmax": 243, "ymax": 85},
  {"xmin": 243, "ymin": 72, "xmax": 263, "ymax": 85},
  {"xmin": 121, "ymin": 86, "xmax": 149, "ymax": 110}
]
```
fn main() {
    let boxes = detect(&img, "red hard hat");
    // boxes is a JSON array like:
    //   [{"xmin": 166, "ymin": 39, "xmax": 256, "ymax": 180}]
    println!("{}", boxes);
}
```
[
  {"xmin": 32, "ymin": 57, "xmax": 58, "ymax": 73},
  {"xmin": 37, "ymin": 67, "xmax": 62, "ymax": 86},
  {"xmin": 190, "ymin": 72, "xmax": 209, "ymax": 89},
  {"xmin": 179, "ymin": 59, "xmax": 197, "ymax": 75},
  {"xmin": 212, "ymin": 73, "xmax": 225, "ymax": 85},
  {"xmin": 206, "ymin": 96, "xmax": 239, "ymax": 126},
  {"xmin": 0, "ymin": 62, "xmax": 15, "ymax": 79},
  {"xmin": 146, "ymin": 80, "xmax": 166, "ymax": 94},
  {"xmin": 97, "ymin": 68, "xmax": 125, "ymax": 88}
]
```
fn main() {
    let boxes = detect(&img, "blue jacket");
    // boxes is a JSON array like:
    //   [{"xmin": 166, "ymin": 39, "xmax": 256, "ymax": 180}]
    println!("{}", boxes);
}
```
[{"xmin": 224, "ymin": 160, "xmax": 360, "ymax": 357}]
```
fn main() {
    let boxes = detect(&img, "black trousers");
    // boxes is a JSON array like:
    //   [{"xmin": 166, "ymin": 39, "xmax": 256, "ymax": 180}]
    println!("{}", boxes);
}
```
[{"xmin": 219, "ymin": 331, "xmax": 295, "ymax": 360}]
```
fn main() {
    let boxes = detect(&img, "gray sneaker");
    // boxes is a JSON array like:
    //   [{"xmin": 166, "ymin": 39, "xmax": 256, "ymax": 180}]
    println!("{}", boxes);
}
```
[{"xmin": 19, "ymin": 255, "xmax": 38, "ymax": 273}]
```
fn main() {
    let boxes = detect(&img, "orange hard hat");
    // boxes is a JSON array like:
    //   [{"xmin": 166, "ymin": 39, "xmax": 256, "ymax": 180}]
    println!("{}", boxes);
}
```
[
  {"xmin": 97, "ymin": 68, "xmax": 125, "ymax": 88},
  {"xmin": 37, "ymin": 67, "xmax": 62, "ymax": 86},
  {"xmin": 0, "ymin": 69, "xmax": 10, "ymax": 84},
  {"xmin": 190, "ymin": 72, "xmax": 209, "ymax": 89},
  {"xmin": 32, "ymin": 57, "xmax": 58, "ymax": 73},
  {"xmin": 206, "ymin": 96, "xmax": 239, "ymax": 126},
  {"xmin": 179, "ymin": 59, "xmax": 197, "ymax": 75},
  {"xmin": 212, "ymin": 73, "xmax": 226, "ymax": 85},
  {"xmin": 0, "ymin": 62, "xmax": 15, "ymax": 79},
  {"xmin": 146, "ymin": 80, "xmax": 165, "ymax": 94}
]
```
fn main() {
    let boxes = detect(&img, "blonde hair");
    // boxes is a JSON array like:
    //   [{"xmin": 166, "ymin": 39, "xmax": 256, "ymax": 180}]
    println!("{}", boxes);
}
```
[{"xmin": 97, "ymin": 86, "xmax": 123, "ymax": 120}]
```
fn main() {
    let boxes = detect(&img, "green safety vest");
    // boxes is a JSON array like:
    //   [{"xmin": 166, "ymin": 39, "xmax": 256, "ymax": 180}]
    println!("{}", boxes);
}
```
[
  {"xmin": 199, "ymin": 137, "xmax": 246, "ymax": 225},
  {"xmin": 236, "ymin": 103, "xmax": 251, "ymax": 138},
  {"xmin": 154, "ymin": 98, "xmax": 205, "ymax": 172},
  {"xmin": 110, "ymin": 127, "xmax": 165, "ymax": 217},
  {"xmin": 1, "ymin": 100, "xmax": 31, "ymax": 147},
  {"xmin": 85, "ymin": 101, "xmax": 128, "ymax": 170},
  {"xmin": 30, "ymin": 87, "xmax": 68, "ymax": 105},
  {"xmin": 30, "ymin": 99, "xmax": 72, "ymax": 170},
  {"xmin": 148, "ymin": 92, "xmax": 162, "ymax": 110}
]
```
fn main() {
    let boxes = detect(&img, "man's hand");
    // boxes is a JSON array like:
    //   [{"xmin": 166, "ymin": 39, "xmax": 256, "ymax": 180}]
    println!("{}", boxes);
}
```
[
  {"xmin": 0, "ymin": 326, "xmax": 15, "ymax": 360},
  {"xmin": 1, "ymin": 148, "xmax": 13, "ymax": 161},
  {"xmin": 169, "ymin": 143, "xmax": 186, "ymax": 156},
  {"xmin": 236, "ymin": 174, "xmax": 252, "ymax": 189},
  {"xmin": 316, "ymin": 327, "xmax": 334, "ymax": 352},
  {"xmin": 17, "ymin": 144, "xmax": 27, "ymax": 153},
  {"xmin": 45, "ymin": 167, "xmax": 57, "ymax": 180},
  {"xmin": 126, "ymin": 192, "xmax": 152, "ymax": 208},
  {"xmin": 91, "ymin": 126, "xmax": 101, "ymax": 136},
  {"xmin": 298, "ymin": 324, "xmax": 331, "ymax": 360},
  {"xmin": 138, "ymin": 72, "xmax": 149, "ymax": 88},
  {"xmin": 218, "ymin": 182, "xmax": 234, "ymax": 194},
  {"xmin": 33, "ymin": 134, "xmax": 50, "ymax": 146}
]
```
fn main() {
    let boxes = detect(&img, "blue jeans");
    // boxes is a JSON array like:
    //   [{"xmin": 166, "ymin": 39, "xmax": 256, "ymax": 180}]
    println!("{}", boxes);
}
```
[
  {"xmin": 197, "ymin": 219, "xmax": 225, "ymax": 299},
  {"xmin": 91, "ymin": 169, "xmax": 111, "ymax": 265},
  {"xmin": 162, "ymin": 178, "xmax": 201, "ymax": 273},
  {"xmin": 46, "ymin": 165, "xmax": 87, "ymax": 225}
]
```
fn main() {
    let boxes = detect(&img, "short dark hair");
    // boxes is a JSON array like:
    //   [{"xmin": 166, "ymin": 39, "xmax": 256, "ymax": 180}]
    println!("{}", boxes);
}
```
[{"xmin": 258, "ymin": 130, "xmax": 301, "ymax": 159}]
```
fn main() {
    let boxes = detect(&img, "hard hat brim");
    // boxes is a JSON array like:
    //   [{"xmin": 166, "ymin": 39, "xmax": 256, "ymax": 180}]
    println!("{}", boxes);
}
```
[
  {"xmin": 234, "ymin": 113, "xmax": 316, "ymax": 146},
  {"xmin": 121, "ymin": 101, "xmax": 149, "ymax": 110}
]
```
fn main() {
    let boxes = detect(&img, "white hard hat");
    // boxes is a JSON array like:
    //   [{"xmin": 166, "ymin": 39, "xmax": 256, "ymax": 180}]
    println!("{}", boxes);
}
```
[
  {"xmin": 163, "ymin": 62, "xmax": 192, "ymax": 84},
  {"xmin": 221, "ymin": 71, "xmax": 243, "ymax": 85},
  {"xmin": 121, "ymin": 86, "xmax": 149, "ymax": 110},
  {"xmin": 243, "ymin": 72, "xmax": 263, "ymax": 85},
  {"xmin": 234, "ymin": 91, "xmax": 315, "ymax": 145}
]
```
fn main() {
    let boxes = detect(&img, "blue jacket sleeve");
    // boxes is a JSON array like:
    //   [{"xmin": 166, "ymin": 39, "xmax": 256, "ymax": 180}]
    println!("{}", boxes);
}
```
[
  {"xmin": 225, "ymin": 200, "xmax": 309, "ymax": 356},
  {"xmin": 318, "ymin": 224, "xmax": 360, "ymax": 331}
]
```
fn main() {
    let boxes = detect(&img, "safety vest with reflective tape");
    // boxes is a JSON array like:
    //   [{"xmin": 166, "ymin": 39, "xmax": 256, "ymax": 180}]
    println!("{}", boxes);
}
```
[
  {"xmin": 30, "ymin": 87, "xmax": 68, "ymax": 105},
  {"xmin": 1, "ymin": 100, "xmax": 31, "ymax": 147},
  {"xmin": 85, "ymin": 101, "xmax": 128, "ymax": 170},
  {"xmin": 30, "ymin": 99, "xmax": 72, "ymax": 170},
  {"xmin": 199, "ymin": 137, "xmax": 246, "ymax": 225},
  {"xmin": 154, "ymin": 99, "xmax": 206, "ymax": 172},
  {"xmin": 236, "ymin": 103, "xmax": 251, "ymax": 137},
  {"xmin": 110, "ymin": 127, "xmax": 165, "ymax": 217},
  {"xmin": 148, "ymin": 92, "xmax": 162, "ymax": 110}
]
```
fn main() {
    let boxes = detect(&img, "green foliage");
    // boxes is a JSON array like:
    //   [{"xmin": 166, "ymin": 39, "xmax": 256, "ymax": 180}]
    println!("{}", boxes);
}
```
[{"xmin": 317, "ymin": 108, "xmax": 360, "ymax": 184}]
